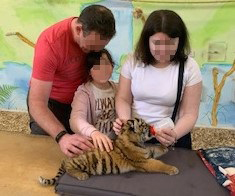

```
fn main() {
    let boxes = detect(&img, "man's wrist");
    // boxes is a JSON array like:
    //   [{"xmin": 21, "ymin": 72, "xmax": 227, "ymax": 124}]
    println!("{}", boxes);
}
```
[{"xmin": 55, "ymin": 130, "xmax": 68, "ymax": 143}]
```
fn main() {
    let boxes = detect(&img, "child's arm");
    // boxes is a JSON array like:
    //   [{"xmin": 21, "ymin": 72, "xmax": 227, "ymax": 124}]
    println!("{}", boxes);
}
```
[{"xmin": 70, "ymin": 90, "xmax": 96, "ymax": 137}]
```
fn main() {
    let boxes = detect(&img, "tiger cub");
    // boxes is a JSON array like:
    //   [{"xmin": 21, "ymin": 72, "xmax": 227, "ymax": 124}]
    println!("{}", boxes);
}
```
[{"xmin": 39, "ymin": 118, "xmax": 179, "ymax": 186}]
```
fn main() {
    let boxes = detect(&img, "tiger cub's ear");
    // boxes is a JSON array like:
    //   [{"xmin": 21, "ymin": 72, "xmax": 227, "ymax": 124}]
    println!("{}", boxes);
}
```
[{"xmin": 126, "ymin": 119, "xmax": 139, "ymax": 133}]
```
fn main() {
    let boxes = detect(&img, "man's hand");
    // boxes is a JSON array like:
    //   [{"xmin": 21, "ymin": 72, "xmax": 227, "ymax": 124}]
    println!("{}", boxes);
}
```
[
  {"xmin": 91, "ymin": 131, "xmax": 113, "ymax": 152},
  {"xmin": 58, "ymin": 134, "xmax": 94, "ymax": 157}
]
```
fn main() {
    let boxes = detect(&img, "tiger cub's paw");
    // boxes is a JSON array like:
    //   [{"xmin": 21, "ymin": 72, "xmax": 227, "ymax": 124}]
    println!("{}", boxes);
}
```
[
  {"xmin": 76, "ymin": 172, "xmax": 89, "ymax": 180},
  {"xmin": 159, "ymin": 145, "xmax": 168, "ymax": 154},
  {"xmin": 167, "ymin": 166, "xmax": 179, "ymax": 175},
  {"xmin": 154, "ymin": 145, "xmax": 168, "ymax": 158}
]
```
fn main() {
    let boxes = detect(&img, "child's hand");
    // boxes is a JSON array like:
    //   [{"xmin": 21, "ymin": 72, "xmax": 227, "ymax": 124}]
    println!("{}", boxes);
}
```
[{"xmin": 91, "ymin": 131, "xmax": 113, "ymax": 152}]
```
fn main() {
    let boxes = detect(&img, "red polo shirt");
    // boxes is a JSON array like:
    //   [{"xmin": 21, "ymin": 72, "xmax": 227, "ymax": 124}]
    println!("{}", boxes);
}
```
[{"xmin": 32, "ymin": 17, "xmax": 87, "ymax": 104}]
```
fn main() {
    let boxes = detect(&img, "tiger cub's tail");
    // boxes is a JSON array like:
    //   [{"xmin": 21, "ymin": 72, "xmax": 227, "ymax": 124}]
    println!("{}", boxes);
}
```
[{"xmin": 39, "ymin": 166, "xmax": 65, "ymax": 186}]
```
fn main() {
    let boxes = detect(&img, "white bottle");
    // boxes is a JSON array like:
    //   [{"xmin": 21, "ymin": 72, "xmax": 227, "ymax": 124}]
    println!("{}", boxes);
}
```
[
  {"xmin": 155, "ymin": 117, "xmax": 175, "ymax": 130},
  {"xmin": 150, "ymin": 118, "xmax": 176, "ymax": 148},
  {"xmin": 150, "ymin": 117, "xmax": 175, "ymax": 136}
]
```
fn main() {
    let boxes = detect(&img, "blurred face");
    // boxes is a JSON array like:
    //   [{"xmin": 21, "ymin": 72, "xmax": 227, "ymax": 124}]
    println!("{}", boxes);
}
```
[
  {"xmin": 149, "ymin": 32, "xmax": 179, "ymax": 63},
  {"xmin": 75, "ymin": 25, "xmax": 110, "ymax": 53},
  {"xmin": 90, "ymin": 53, "xmax": 113, "ymax": 84}
]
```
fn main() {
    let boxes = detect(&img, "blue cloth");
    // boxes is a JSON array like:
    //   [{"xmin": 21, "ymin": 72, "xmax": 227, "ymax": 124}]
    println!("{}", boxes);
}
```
[{"xmin": 198, "ymin": 147, "xmax": 235, "ymax": 185}]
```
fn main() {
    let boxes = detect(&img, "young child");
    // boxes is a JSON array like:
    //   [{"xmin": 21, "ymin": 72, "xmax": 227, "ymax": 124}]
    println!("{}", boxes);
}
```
[{"xmin": 70, "ymin": 49, "xmax": 117, "ymax": 152}]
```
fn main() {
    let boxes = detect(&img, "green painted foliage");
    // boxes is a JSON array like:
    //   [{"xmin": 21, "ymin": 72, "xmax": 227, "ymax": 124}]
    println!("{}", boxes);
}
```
[{"xmin": 0, "ymin": 85, "xmax": 18, "ymax": 106}]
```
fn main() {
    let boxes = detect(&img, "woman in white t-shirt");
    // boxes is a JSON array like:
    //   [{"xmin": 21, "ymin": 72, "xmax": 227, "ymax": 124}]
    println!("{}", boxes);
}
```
[{"xmin": 113, "ymin": 10, "xmax": 202, "ymax": 149}]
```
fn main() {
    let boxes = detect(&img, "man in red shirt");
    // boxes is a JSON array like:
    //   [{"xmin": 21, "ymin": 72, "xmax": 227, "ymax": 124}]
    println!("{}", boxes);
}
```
[{"xmin": 28, "ymin": 5, "xmax": 116, "ymax": 157}]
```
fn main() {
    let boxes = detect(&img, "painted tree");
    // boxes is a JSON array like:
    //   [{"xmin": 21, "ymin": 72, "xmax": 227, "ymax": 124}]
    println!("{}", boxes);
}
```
[
  {"xmin": 211, "ymin": 60, "xmax": 235, "ymax": 126},
  {"xmin": 133, "ymin": 7, "xmax": 146, "ymax": 24},
  {"xmin": 6, "ymin": 32, "xmax": 35, "ymax": 48}
]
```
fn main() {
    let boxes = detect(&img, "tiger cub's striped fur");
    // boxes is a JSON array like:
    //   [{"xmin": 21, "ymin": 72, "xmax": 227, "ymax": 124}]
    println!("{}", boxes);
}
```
[{"xmin": 39, "ymin": 118, "xmax": 179, "ymax": 186}]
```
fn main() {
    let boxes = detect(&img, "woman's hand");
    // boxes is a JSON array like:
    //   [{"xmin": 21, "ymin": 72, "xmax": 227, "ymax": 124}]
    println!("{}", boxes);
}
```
[
  {"xmin": 155, "ymin": 128, "xmax": 177, "ymax": 147},
  {"xmin": 113, "ymin": 118, "xmax": 127, "ymax": 135},
  {"xmin": 91, "ymin": 131, "xmax": 113, "ymax": 152}
]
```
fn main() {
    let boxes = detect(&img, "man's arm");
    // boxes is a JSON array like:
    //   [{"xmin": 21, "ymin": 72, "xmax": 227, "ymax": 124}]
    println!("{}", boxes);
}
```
[
  {"xmin": 29, "ymin": 78, "xmax": 64, "ymax": 138},
  {"xmin": 28, "ymin": 78, "xmax": 94, "ymax": 157}
]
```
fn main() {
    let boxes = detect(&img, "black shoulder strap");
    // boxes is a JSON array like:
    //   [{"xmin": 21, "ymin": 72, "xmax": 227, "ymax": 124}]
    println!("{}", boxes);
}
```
[{"xmin": 171, "ymin": 61, "xmax": 184, "ymax": 123}]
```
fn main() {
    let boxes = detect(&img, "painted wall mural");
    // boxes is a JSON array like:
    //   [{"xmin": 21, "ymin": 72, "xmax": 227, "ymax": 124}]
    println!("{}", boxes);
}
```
[{"xmin": 0, "ymin": 0, "xmax": 234, "ymax": 128}]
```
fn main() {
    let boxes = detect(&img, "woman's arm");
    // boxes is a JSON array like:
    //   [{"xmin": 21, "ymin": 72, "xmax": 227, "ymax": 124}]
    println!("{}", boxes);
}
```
[
  {"xmin": 115, "ymin": 75, "xmax": 133, "ymax": 121},
  {"xmin": 155, "ymin": 81, "xmax": 202, "ymax": 146},
  {"xmin": 174, "ymin": 81, "xmax": 202, "ymax": 140}
]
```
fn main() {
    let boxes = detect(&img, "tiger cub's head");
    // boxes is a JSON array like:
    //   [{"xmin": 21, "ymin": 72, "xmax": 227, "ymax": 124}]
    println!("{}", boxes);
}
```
[{"xmin": 120, "ymin": 118, "xmax": 153, "ymax": 143}]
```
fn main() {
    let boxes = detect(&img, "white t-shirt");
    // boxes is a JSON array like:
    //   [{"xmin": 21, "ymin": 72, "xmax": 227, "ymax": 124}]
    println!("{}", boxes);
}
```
[
  {"xmin": 121, "ymin": 55, "xmax": 202, "ymax": 125},
  {"xmin": 91, "ymin": 83, "xmax": 116, "ymax": 134}
]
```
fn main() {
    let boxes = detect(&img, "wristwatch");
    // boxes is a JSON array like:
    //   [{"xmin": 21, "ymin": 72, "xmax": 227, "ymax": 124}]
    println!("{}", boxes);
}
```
[{"xmin": 55, "ymin": 130, "xmax": 68, "ymax": 143}]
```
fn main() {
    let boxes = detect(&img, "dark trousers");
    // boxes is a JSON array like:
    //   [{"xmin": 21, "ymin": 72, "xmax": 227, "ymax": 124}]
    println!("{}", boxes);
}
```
[
  {"xmin": 27, "ymin": 96, "xmax": 73, "ymax": 135},
  {"xmin": 146, "ymin": 132, "xmax": 192, "ymax": 149}
]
